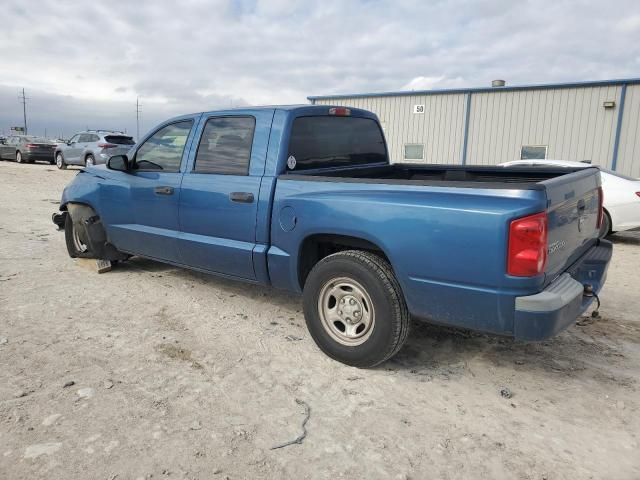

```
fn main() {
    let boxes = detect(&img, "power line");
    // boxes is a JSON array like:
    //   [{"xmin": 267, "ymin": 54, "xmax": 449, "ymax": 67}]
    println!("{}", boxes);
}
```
[
  {"xmin": 136, "ymin": 97, "xmax": 142, "ymax": 141},
  {"xmin": 18, "ymin": 88, "xmax": 29, "ymax": 135}
]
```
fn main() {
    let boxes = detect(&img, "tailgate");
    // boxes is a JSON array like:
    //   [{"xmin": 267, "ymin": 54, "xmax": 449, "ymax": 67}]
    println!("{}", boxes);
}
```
[{"xmin": 542, "ymin": 167, "xmax": 601, "ymax": 284}]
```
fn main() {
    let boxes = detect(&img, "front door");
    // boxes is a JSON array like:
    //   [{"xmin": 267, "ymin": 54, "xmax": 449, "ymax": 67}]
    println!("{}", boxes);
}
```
[
  {"xmin": 178, "ymin": 114, "xmax": 266, "ymax": 279},
  {"xmin": 100, "ymin": 119, "xmax": 197, "ymax": 263},
  {"xmin": 64, "ymin": 134, "xmax": 83, "ymax": 164}
]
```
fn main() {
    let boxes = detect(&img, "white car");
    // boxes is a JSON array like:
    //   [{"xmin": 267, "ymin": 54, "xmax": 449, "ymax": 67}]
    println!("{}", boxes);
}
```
[{"xmin": 500, "ymin": 160, "xmax": 640, "ymax": 238}]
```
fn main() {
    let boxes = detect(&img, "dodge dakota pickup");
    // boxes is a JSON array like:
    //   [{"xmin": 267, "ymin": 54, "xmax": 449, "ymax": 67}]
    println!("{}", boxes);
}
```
[{"xmin": 53, "ymin": 105, "xmax": 612, "ymax": 367}]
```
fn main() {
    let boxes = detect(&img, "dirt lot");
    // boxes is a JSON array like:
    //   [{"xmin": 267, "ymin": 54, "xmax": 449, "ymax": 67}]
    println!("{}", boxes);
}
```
[{"xmin": 0, "ymin": 160, "xmax": 639, "ymax": 480}]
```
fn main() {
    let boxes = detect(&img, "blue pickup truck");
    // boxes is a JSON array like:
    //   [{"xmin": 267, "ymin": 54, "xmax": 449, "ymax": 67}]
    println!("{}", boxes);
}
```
[{"xmin": 53, "ymin": 105, "xmax": 612, "ymax": 367}]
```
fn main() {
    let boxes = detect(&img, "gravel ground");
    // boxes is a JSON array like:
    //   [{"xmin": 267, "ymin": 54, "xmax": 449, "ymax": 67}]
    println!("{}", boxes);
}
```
[{"xmin": 1, "ymin": 160, "xmax": 639, "ymax": 480}]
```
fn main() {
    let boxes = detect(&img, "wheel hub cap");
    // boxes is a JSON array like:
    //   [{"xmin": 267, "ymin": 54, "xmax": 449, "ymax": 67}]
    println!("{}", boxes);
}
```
[{"xmin": 317, "ymin": 277, "xmax": 375, "ymax": 346}]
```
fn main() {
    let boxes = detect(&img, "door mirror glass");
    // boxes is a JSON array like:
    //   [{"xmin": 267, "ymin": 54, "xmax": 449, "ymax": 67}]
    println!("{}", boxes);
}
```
[{"xmin": 107, "ymin": 155, "xmax": 129, "ymax": 172}]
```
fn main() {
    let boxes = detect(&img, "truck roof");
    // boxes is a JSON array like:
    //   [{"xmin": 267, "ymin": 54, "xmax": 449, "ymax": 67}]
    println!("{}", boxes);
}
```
[{"xmin": 179, "ymin": 104, "xmax": 377, "ymax": 119}]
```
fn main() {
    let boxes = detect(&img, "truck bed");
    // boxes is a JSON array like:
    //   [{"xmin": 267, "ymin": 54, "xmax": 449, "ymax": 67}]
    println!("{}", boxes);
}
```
[{"xmin": 283, "ymin": 164, "xmax": 590, "ymax": 189}]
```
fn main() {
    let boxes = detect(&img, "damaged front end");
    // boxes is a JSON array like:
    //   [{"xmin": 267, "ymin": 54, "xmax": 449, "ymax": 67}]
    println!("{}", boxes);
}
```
[{"xmin": 52, "ymin": 203, "xmax": 128, "ymax": 262}]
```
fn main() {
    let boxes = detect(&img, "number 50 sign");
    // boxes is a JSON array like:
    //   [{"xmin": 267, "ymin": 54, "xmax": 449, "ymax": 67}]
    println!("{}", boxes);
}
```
[{"xmin": 413, "ymin": 105, "xmax": 425, "ymax": 114}]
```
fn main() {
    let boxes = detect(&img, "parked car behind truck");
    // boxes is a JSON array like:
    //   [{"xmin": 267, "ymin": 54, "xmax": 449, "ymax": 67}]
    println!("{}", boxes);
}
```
[
  {"xmin": 0, "ymin": 135, "xmax": 56, "ymax": 164},
  {"xmin": 500, "ymin": 159, "xmax": 640, "ymax": 238},
  {"xmin": 53, "ymin": 105, "xmax": 612, "ymax": 367},
  {"xmin": 54, "ymin": 130, "xmax": 135, "ymax": 169}
]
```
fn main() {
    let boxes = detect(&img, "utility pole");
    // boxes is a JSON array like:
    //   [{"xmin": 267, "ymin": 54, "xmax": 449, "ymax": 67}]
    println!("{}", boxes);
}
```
[
  {"xmin": 136, "ymin": 97, "xmax": 142, "ymax": 141},
  {"xmin": 18, "ymin": 88, "xmax": 28, "ymax": 135}
]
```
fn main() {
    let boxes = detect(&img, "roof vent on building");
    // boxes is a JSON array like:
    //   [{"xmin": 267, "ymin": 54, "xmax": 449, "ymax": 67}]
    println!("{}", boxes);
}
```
[{"xmin": 492, "ymin": 79, "xmax": 506, "ymax": 88}]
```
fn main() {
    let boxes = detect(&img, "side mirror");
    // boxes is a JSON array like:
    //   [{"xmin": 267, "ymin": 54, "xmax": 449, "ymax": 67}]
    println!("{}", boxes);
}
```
[{"xmin": 107, "ymin": 155, "xmax": 130, "ymax": 172}]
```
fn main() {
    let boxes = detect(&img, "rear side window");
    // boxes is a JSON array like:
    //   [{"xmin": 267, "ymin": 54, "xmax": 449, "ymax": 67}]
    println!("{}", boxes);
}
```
[
  {"xmin": 288, "ymin": 116, "xmax": 387, "ymax": 171},
  {"xmin": 105, "ymin": 135, "xmax": 135, "ymax": 145},
  {"xmin": 193, "ymin": 116, "xmax": 255, "ymax": 175}
]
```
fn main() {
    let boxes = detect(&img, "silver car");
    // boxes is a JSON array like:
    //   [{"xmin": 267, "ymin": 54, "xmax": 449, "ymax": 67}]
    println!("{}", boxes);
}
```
[{"xmin": 54, "ymin": 130, "xmax": 135, "ymax": 169}]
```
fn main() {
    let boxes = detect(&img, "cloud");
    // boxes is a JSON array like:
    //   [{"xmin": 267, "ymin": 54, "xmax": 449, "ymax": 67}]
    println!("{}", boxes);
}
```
[{"xmin": 1, "ymin": 0, "xmax": 639, "ymax": 137}]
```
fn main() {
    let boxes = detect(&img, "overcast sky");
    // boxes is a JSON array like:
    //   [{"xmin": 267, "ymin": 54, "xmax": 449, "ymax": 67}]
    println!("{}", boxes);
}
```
[{"xmin": 1, "ymin": 0, "xmax": 639, "ymax": 139}]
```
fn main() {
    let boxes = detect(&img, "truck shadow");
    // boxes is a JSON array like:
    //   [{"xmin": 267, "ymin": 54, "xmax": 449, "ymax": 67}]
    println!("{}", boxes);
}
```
[
  {"xmin": 607, "ymin": 231, "xmax": 640, "ymax": 246},
  {"xmin": 386, "ymin": 317, "xmax": 637, "ymax": 388},
  {"xmin": 117, "ymin": 256, "xmax": 302, "ymax": 311},
  {"xmin": 116, "ymin": 257, "xmax": 637, "ymax": 386}
]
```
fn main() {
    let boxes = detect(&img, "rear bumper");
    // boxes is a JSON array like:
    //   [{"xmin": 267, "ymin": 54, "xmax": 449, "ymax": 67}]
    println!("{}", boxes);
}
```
[
  {"xmin": 24, "ymin": 151, "xmax": 55, "ymax": 161},
  {"xmin": 513, "ymin": 240, "xmax": 612, "ymax": 340}
]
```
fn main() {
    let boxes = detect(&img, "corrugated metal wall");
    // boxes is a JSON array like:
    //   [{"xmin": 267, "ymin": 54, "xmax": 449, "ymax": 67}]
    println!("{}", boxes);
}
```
[
  {"xmin": 617, "ymin": 84, "xmax": 640, "ymax": 178},
  {"xmin": 313, "ymin": 94, "xmax": 466, "ymax": 164},
  {"xmin": 311, "ymin": 82, "xmax": 640, "ymax": 177},
  {"xmin": 466, "ymin": 86, "xmax": 620, "ymax": 167}
]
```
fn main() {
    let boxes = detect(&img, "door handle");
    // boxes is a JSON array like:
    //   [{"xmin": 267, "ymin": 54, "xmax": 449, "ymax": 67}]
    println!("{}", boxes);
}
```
[
  {"xmin": 229, "ymin": 192, "xmax": 254, "ymax": 203},
  {"xmin": 154, "ymin": 186, "xmax": 174, "ymax": 195}
]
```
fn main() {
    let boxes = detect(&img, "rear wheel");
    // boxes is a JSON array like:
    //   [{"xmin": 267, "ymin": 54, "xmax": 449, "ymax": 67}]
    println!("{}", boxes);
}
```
[
  {"xmin": 55, "ymin": 153, "xmax": 66, "ymax": 170},
  {"xmin": 16, "ymin": 151, "xmax": 23, "ymax": 163},
  {"xmin": 303, "ymin": 250, "xmax": 410, "ymax": 368},
  {"xmin": 599, "ymin": 210, "xmax": 611, "ymax": 239},
  {"xmin": 85, "ymin": 154, "xmax": 95, "ymax": 167}
]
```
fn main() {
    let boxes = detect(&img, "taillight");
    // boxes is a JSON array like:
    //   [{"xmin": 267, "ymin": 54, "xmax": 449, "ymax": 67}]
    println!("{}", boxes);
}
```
[
  {"xmin": 635, "ymin": 192, "xmax": 640, "ymax": 198},
  {"xmin": 596, "ymin": 186, "xmax": 604, "ymax": 229},
  {"xmin": 328, "ymin": 107, "xmax": 351, "ymax": 116},
  {"xmin": 98, "ymin": 143, "xmax": 117, "ymax": 149},
  {"xmin": 26, "ymin": 144, "xmax": 36, "ymax": 149},
  {"xmin": 507, "ymin": 212, "xmax": 548, "ymax": 277}
]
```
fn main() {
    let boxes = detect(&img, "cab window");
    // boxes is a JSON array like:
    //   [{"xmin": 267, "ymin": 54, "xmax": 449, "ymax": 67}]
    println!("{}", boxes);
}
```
[
  {"xmin": 134, "ymin": 121, "xmax": 193, "ymax": 172},
  {"xmin": 193, "ymin": 117, "xmax": 255, "ymax": 175}
]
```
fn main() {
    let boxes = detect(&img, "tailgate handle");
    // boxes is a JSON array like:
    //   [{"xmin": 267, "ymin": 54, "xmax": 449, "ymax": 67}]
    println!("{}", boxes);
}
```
[
  {"xmin": 577, "ymin": 199, "xmax": 586, "ymax": 211},
  {"xmin": 154, "ymin": 186, "xmax": 174, "ymax": 195},
  {"xmin": 229, "ymin": 192, "xmax": 254, "ymax": 203}
]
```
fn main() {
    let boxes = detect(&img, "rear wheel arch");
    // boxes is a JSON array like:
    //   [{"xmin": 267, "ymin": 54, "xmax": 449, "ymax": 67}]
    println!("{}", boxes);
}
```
[{"xmin": 297, "ymin": 233, "xmax": 393, "ymax": 290}]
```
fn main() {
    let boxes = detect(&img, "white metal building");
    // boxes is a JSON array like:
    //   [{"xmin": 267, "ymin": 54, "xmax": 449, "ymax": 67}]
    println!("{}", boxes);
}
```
[{"xmin": 309, "ymin": 78, "xmax": 640, "ymax": 177}]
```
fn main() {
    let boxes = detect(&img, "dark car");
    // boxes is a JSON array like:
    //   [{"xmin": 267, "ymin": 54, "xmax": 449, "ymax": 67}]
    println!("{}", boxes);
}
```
[{"xmin": 0, "ymin": 135, "xmax": 56, "ymax": 164}]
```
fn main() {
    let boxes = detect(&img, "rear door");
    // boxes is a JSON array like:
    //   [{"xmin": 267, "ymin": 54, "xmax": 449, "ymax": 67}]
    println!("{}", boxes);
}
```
[
  {"xmin": 543, "ymin": 167, "xmax": 602, "ymax": 282},
  {"xmin": 100, "ymin": 119, "xmax": 197, "ymax": 263},
  {"xmin": 178, "ymin": 111, "xmax": 272, "ymax": 279}
]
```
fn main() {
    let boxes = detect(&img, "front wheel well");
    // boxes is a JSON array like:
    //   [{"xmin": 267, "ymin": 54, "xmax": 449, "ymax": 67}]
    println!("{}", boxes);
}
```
[{"xmin": 298, "ymin": 234, "xmax": 390, "ymax": 290}]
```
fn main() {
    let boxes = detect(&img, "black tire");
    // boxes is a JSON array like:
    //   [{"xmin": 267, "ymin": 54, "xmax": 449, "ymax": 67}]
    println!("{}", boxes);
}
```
[
  {"xmin": 85, "ymin": 154, "xmax": 95, "ymax": 167},
  {"xmin": 55, "ymin": 152, "xmax": 66, "ymax": 170},
  {"xmin": 16, "ymin": 151, "xmax": 24, "ymax": 163},
  {"xmin": 64, "ymin": 214, "xmax": 92, "ymax": 258},
  {"xmin": 303, "ymin": 250, "xmax": 410, "ymax": 368},
  {"xmin": 599, "ymin": 210, "xmax": 612, "ymax": 239}
]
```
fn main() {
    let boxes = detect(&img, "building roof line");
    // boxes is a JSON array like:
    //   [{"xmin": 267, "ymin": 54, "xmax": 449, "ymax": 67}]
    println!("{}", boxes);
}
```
[{"xmin": 308, "ymin": 77, "xmax": 640, "ymax": 101}]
